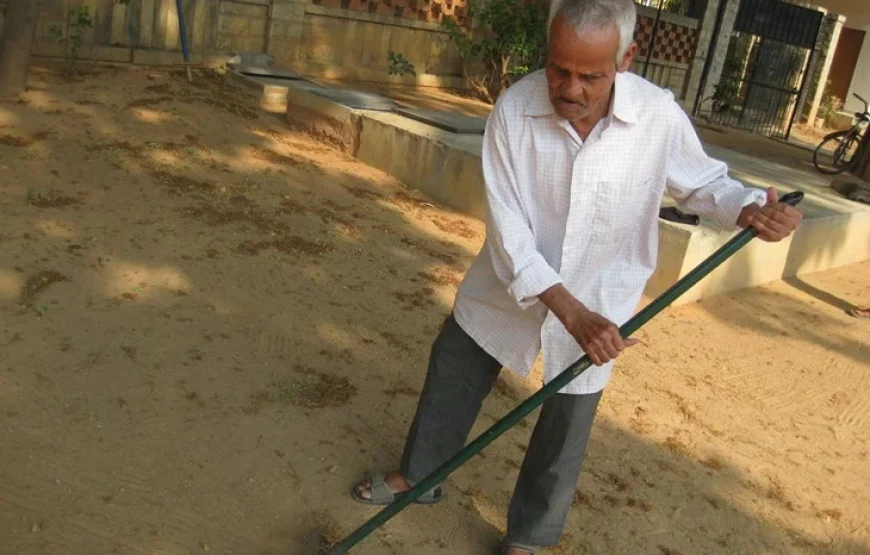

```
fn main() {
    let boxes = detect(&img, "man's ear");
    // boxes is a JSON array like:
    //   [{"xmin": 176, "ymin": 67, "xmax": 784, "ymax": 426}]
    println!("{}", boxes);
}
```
[{"xmin": 617, "ymin": 42, "xmax": 638, "ymax": 73}]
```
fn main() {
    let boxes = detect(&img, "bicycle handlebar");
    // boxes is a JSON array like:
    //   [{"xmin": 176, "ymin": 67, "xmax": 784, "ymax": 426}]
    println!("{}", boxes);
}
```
[{"xmin": 855, "ymin": 93, "xmax": 869, "ymax": 114}]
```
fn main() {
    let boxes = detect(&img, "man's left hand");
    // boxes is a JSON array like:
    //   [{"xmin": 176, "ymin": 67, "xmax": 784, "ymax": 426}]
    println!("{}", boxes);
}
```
[{"xmin": 737, "ymin": 187, "xmax": 803, "ymax": 242}]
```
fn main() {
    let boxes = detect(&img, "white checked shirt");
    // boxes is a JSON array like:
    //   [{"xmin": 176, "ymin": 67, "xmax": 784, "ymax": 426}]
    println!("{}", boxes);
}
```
[{"xmin": 453, "ymin": 70, "xmax": 767, "ymax": 395}]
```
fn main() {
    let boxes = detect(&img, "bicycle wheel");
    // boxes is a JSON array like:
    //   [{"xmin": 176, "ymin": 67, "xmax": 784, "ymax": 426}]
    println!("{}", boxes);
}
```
[{"xmin": 814, "ymin": 130, "xmax": 862, "ymax": 174}]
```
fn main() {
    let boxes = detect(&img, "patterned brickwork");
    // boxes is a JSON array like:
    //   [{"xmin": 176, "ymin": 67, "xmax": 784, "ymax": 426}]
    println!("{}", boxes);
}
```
[
  {"xmin": 310, "ymin": 0, "xmax": 468, "ymax": 26},
  {"xmin": 635, "ymin": 15, "xmax": 698, "ymax": 64}
]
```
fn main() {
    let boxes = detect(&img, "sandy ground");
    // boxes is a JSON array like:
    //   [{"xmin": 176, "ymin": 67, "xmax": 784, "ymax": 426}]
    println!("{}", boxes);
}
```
[{"xmin": 1, "ymin": 66, "xmax": 869, "ymax": 555}]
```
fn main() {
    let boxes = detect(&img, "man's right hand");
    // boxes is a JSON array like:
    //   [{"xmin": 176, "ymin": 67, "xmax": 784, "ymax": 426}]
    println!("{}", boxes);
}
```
[
  {"xmin": 562, "ymin": 306, "xmax": 638, "ymax": 366},
  {"xmin": 539, "ymin": 284, "xmax": 638, "ymax": 366}
]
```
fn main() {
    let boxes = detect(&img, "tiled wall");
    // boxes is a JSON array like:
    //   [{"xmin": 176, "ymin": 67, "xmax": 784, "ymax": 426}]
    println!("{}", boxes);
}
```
[
  {"xmin": 310, "ymin": 0, "xmax": 468, "ymax": 26},
  {"xmin": 635, "ymin": 14, "xmax": 699, "ymax": 65}
]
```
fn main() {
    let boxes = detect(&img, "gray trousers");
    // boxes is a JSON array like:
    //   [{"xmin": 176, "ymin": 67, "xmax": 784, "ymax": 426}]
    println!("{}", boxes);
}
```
[{"xmin": 399, "ymin": 314, "xmax": 602, "ymax": 547}]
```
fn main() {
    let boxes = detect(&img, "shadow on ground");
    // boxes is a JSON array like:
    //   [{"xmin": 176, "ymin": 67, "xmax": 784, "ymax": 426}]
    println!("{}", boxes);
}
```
[{"xmin": 0, "ymin": 66, "xmax": 867, "ymax": 555}]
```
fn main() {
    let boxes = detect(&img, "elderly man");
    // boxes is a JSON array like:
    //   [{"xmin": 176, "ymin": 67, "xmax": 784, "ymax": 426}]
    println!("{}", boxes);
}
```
[{"xmin": 351, "ymin": 0, "xmax": 803, "ymax": 552}]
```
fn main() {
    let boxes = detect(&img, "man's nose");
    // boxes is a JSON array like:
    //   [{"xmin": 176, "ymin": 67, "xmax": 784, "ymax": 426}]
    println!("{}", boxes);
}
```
[{"xmin": 563, "ymin": 74, "xmax": 585, "ymax": 100}]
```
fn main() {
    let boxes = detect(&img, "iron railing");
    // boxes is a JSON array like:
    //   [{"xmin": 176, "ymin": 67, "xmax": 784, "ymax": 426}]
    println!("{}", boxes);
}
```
[{"xmin": 634, "ymin": 0, "xmax": 703, "ymax": 18}]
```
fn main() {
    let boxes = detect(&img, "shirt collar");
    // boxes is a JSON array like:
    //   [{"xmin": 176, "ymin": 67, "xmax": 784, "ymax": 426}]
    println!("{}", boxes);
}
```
[{"xmin": 524, "ymin": 71, "xmax": 639, "ymax": 125}]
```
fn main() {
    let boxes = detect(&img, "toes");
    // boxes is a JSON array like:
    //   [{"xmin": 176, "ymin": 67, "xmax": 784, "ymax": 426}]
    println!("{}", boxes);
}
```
[{"xmin": 354, "ymin": 481, "xmax": 372, "ymax": 499}]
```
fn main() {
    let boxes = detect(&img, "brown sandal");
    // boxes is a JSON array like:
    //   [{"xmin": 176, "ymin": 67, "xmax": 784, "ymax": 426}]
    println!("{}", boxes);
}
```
[
  {"xmin": 847, "ymin": 307, "xmax": 870, "ymax": 319},
  {"xmin": 499, "ymin": 538, "xmax": 540, "ymax": 555}
]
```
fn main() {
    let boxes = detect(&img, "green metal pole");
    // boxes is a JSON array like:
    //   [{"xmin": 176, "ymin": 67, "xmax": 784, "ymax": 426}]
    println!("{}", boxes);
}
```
[{"xmin": 328, "ymin": 192, "xmax": 805, "ymax": 554}]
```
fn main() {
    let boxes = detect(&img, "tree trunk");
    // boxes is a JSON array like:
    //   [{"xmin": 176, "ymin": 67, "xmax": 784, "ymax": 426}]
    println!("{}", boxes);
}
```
[
  {"xmin": 855, "ymin": 131, "xmax": 870, "ymax": 181},
  {"xmin": 0, "ymin": 0, "xmax": 41, "ymax": 98}
]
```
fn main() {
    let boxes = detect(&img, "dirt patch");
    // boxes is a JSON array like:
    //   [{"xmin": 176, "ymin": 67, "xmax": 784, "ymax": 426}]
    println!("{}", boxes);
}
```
[
  {"xmin": 343, "ymin": 185, "xmax": 383, "ymax": 201},
  {"xmin": 148, "ymin": 169, "xmax": 215, "ymax": 196},
  {"xmin": 607, "ymin": 473, "xmax": 630, "ymax": 492},
  {"xmin": 251, "ymin": 147, "xmax": 311, "ymax": 169},
  {"xmin": 431, "ymin": 215, "xmax": 477, "ymax": 239},
  {"xmin": 237, "ymin": 237, "xmax": 333, "ymax": 256},
  {"xmin": 172, "ymin": 76, "xmax": 260, "ymax": 120},
  {"xmin": 93, "ymin": 140, "xmax": 141, "ymax": 154},
  {"xmin": 1, "ymin": 131, "xmax": 48, "ymax": 147},
  {"xmin": 393, "ymin": 287, "xmax": 436, "ymax": 309},
  {"xmin": 311, "ymin": 511, "xmax": 345, "ymax": 553},
  {"xmin": 572, "ymin": 489, "xmax": 595, "ymax": 509},
  {"xmin": 127, "ymin": 96, "xmax": 173, "ymax": 109},
  {"xmin": 245, "ymin": 366, "xmax": 357, "ymax": 413},
  {"xmin": 399, "ymin": 237, "xmax": 457, "ymax": 266},
  {"xmin": 765, "ymin": 476, "xmax": 795, "ymax": 511},
  {"xmin": 180, "ymin": 204, "xmax": 289, "ymax": 234},
  {"xmin": 276, "ymin": 197, "xmax": 307, "ymax": 215},
  {"xmin": 389, "ymin": 191, "xmax": 434, "ymax": 212},
  {"xmin": 662, "ymin": 436, "xmax": 692, "ymax": 457},
  {"xmin": 626, "ymin": 498, "xmax": 653, "ymax": 512},
  {"xmin": 493, "ymin": 378, "xmax": 521, "ymax": 401},
  {"xmin": 26, "ymin": 190, "xmax": 81, "ymax": 208},
  {"xmin": 145, "ymin": 84, "xmax": 172, "ymax": 94},
  {"xmin": 20, "ymin": 270, "xmax": 69, "ymax": 309},
  {"xmin": 383, "ymin": 385, "xmax": 420, "ymax": 399},
  {"xmin": 380, "ymin": 331, "xmax": 414, "ymax": 355},
  {"xmin": 418, "ymin": 268, "xmax": 462, "ymax": 288},
  {"xmin": 701, "ymin": 457, "xmax": 723, "ymax": 470},
  {"xmin": 816, "ymin": 508, "xmax": 842, "ymax": 521}
]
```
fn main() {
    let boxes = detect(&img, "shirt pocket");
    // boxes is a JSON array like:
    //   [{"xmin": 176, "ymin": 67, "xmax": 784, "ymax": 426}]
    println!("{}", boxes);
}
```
[{"xmin": 594, "ymin": 176, "xmax": 655, "ymax": 238}]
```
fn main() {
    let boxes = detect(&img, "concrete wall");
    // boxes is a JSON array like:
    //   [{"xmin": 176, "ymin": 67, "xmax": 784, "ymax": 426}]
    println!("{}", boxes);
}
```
[
  {"xmin": 10, "ymin": 0, "xmax": 241, "ymax": 66},
  {"xmin": 799, "ymin": 12, "xmax": 845, "ymax": 125},
  {"xmin": 290, "ymin": 6, "xmax": 464, "ymax": 88},
  {"xmin": 0, "ymin": 0, "xmax": 464, "ymax": 83},
  {"xmin": 0, "ymin": 0, "xmax": 706, "ymax": 91},
  {"xmin": 355, "ymin": 112, "xmax": 487, "ymax": 219},
  {"xmin": 848, "ymin": 34, "xmax": 870, "ymax": 113}
]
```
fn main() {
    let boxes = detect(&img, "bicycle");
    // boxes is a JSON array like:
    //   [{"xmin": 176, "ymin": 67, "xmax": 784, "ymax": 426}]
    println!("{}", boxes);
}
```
[{"xmin": 813, "ymin": 93, "xmax": 869, "ymax": 175}]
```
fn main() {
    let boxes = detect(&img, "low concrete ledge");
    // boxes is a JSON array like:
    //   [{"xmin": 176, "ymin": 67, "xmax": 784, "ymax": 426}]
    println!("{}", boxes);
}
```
[
  {"xmin": 356, "ymin": 112, "xmax": 487, "ymax": 219},
  {"xmin": 230, "ymin": 70, "xmax": 870, "ymax": 305}
]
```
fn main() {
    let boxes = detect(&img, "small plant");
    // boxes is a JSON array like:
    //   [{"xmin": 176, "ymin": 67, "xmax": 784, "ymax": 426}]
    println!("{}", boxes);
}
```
[
  {"xmin": 709, "ymin": 79, "xmax": 739, "ymax": 113},
  {"xmin": 818, "ymin": 94, "xmax": 843, "ymax": 123},
  {"xmin": 49, "ymin": 0, "xmax": 131, "ymax": 76},
  {"xmin": 49, "ymin": 6, "xmax": 95, "ymax": 75},
  {"xmin": 388, "ymin": 51, "xmax": 417, "ymax": 77},
  {"xmin": 442, "ymin": 0, "xmax": 547, "ymax": 103}
]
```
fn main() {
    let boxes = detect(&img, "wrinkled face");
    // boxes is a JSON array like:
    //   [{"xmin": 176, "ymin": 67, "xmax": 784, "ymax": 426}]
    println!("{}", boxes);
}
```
[{"xmin": 545, "ymin": 14, "xmax": 634, "ymax": 123}]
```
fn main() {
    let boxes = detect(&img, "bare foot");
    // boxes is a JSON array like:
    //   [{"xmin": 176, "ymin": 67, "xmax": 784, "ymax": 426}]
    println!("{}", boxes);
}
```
[{"xmin": 353, "ymin": 470, "xmax": 411, "ymax": 501}]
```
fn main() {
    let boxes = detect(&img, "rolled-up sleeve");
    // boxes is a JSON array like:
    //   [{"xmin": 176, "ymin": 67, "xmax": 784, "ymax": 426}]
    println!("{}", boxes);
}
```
[
  {"xmin": 665, "ymin": 101, "xmax": 767, "ymax": 230},
  {"xmin": 482, "ymin": 104, "xmax": 562, "ymax": 309}
]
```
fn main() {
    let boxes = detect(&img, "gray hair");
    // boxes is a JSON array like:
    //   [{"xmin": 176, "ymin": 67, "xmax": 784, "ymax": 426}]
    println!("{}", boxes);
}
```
[{"xmin": 548, "ymin": 0, "xmax": 637, "ymax": 61}]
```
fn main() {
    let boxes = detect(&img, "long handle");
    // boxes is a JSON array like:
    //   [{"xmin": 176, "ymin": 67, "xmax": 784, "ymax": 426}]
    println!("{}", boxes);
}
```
[
  {"xmin": 328, "ymin": 191, "xmax": 805, "ymax": 554},
  {"xmin": 175, "ymin": 0, "xmax": 191, "ymax": 64}
]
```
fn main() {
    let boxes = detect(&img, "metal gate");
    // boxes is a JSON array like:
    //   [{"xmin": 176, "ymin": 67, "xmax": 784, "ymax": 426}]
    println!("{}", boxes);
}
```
[{"xmin": 707, "ymin": 0, "xmax": 823, "ymax": 139}]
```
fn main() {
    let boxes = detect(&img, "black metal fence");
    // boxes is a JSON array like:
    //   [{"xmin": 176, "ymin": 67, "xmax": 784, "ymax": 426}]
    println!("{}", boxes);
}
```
[
  {"xmin": 705, "ymin": 0, "xmax": 823, "ymax": 139},
  {"xmin": 634, "ymin": 0, "xmax": 704, "ymax": 18}
]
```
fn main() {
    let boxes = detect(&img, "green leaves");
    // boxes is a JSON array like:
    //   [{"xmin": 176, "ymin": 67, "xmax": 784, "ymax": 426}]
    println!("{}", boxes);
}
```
[
  {"xmin": 388, "ymin": 51, "xmax": 417, "ymax": 77},
  {"xmin": 442, "ymin": 0, "xmax": 547, "ymax": 101},
  {"xmin": 48, "ymin": 6, "xmax": 95, "ymax": 76}
]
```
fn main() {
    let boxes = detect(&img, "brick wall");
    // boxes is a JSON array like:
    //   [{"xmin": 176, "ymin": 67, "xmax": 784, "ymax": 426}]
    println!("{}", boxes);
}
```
[
  {"xmin": 4, "ymin": 0, "xmax": 706, "ymax": 90},
  {"xmin": 218, "ymin": 0, "xmax": 269, "ymax": 53}
]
